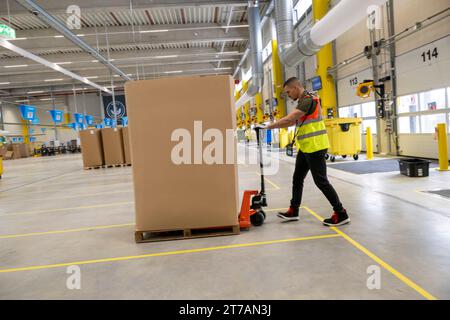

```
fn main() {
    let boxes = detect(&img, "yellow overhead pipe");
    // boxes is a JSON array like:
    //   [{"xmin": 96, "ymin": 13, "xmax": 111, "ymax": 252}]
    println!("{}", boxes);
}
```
[
  {"xmin": 242, "ymin": 81, "xmax": 251, "ymax": 128},
  {"xmin": 255, "ymin": 92, "xmax": 264, "ymax": 123},
  {"xmin": 272, "ymin": 39, "xmax": 289, "ymax": 148},
  {"xmin": 271, "ymin": 39, "xmax": 286, "ymax": 119},
  {"xmin": 21, "ymin": 120, "xmax": 29, "ymax": 144},
  {"xmin": 313, "ymin": 0, "xmax": 337, "ymax": 118}
]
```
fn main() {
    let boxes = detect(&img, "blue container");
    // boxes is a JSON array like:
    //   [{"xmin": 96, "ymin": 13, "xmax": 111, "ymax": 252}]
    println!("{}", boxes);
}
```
[
  {"xmin": 85, "ymin": 115, "xmax": 95, "ymax": 126},
  {"xmin": 121, "ymin": 116, "xmax": 128, "ymax": 127},
  {"xmin": 18, "ymin": 137, "xmax": 24, "ymax": 143},
  {"xmin": 31, "ymin": 117, "xmax": 40, "ymax": 125},
  {"xmin": 266, "ymin": 129, "xmax": 272, "ymax": 144},
  {"xmin": 104, "ymin": 118, "xmax": 112, "ymax": 127},
  {"xmin": 49, "ymin": 109, "xmax": 64, "ymax": 123},
  {"xmin": 19, "ymin": 105, "xmax": 36, "ymax": 121},
  {"xmin": 95, "ymin": 123, "xmax": 105, "ymax": 129},
  {"xmin": 111, "ymin": 119, "xmax": 117, "ymax": 128},
  {"xmin": 74, "ymin": 113, "xmax": 84, "ymax": 124},
  {"xmin": 29, "ymin": 128, "xmax": 35, "ymax": 134},
  {"xmin": 30, "ymin": 137, "xmax": 37, "ymax": 142},
  {"xmin": 40, "ymin": 128, "xmax": 47, "ymax": 134}
]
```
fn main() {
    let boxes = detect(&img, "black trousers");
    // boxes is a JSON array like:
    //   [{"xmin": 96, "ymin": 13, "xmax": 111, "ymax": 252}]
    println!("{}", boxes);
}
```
[{"xmin": 290, "ymin": 148, "xmax": 344, "ymax": 212}]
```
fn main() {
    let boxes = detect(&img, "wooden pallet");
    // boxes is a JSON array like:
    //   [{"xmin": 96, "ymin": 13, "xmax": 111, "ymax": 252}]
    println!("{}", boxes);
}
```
[
  {"xmin": 103, "ymin": 163, "xmax": 126, "ymax": 168},
  {"xmin": 135, "ymin": 225, "xmax": 240, "ymax": 243},
  {"xmin": 84, "ymin": 165, "xmax": 103, "ymax": 170}
]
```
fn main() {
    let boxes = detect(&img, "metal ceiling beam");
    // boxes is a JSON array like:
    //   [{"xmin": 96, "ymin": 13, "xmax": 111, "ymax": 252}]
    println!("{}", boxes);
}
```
[
  {"xmin": 14, "ymin": 0, "xmax": 132, "ymax": 81},
  {"xmin": 0, "ymin": 26, "xmax": 248, "ymax": 52},
  {"xmin": 0, "ymin": 59, "xmax": 236, "ymax": 79},
  {"xmin": 1, "ymin": 1, "xmax": 253, "ymax": 15},
  {"xmin": 0, "ymin": 48, "xmax": 243, "ymax": 64}
]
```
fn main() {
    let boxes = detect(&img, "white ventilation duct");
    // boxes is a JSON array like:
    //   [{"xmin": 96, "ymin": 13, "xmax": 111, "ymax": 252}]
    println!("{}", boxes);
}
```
[
  {"xmin": 235, "ymin": 1, "xmax": 264, "ymax": 109},
  {"xmin": 275, "ymin": 0, "xmax": 386, "ymax": 67}
]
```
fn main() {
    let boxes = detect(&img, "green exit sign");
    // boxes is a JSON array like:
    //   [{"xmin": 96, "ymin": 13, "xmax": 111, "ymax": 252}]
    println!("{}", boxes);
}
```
[{"xmin": 0, "ymin": 24, "xmax": 16, "ymax": 40}]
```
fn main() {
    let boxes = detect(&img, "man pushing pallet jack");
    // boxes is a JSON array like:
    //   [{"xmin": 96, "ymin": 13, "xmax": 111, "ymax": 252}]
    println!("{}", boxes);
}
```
[{"xmin": 241, "ymin": 77, "xmax": 350, "ymax": 228}]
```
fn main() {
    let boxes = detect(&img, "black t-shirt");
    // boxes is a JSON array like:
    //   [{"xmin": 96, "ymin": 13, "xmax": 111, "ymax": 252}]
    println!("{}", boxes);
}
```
[{"xmin": 296, "ymin": 96, "xmax": 316, "ymax": 115}]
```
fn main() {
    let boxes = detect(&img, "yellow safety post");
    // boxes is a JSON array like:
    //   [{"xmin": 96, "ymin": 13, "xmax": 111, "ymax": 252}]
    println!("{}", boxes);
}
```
[
  {"xmin": 271, "ymin": 39, "xmax": 286, "ymax": 119},
  {"xmin": 436, "ymin": 123, "xmax": 449, "ymax": 171},
  {"xmin": 366, "ymin": 127, "xmax": 374, "ymax": 160},
  {"xmin": 313, "ymin": 0, "xmax": 337, "ymax": 118}
]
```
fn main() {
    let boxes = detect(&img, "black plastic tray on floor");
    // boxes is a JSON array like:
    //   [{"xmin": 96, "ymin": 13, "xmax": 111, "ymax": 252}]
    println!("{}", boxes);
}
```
[{"xmin": 398, "ymin": 159, "xmax": 431, "ymax": 177}]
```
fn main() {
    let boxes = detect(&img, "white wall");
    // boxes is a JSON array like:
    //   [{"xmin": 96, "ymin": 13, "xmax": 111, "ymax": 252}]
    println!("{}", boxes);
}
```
[
  {"xmin": 393, "ymin": 0, "xmax": 450, "ymax": 56},
  {"xmin": 398, "ymin": 134, "xmax": 450, "ymax": 159}
]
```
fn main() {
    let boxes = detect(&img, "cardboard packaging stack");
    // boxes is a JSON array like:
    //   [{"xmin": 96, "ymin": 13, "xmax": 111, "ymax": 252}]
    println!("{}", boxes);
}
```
[
  {"xmin": 125, "ymin": 75, "xmax": 239, "ymax": 234},
  {"xmin": 79, "ymin": 129, "xmax": 104, "ymax": 168},
  {"xmin": 10, "ymin": 144, "xmax": 22, "ymax": 159},
  {"xmin": 121, "ymin": 126, "xmax": 132, "ymax": 165},
  {"xmin": 101, "ymin": 128, "xmax": 125, "ymax": 166},
  {"xmin": 18, "ymin": 143, "xmax": 30, "ymax": 158}
]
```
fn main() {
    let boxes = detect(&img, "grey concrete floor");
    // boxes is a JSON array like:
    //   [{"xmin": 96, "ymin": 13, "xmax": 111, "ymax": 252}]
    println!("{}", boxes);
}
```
[{"xmin": 0, "ymin": 146, "xmax": 449, "ymax": 300}]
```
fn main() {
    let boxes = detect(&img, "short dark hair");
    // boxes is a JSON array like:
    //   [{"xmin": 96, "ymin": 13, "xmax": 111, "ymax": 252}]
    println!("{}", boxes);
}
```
[{"xmin": 283, "ymin": 77, "xmax": 302, "ymax": 88}]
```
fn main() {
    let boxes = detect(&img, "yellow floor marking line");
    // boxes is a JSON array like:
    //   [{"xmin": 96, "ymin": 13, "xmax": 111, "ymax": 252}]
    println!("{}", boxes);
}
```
[
  {"xmin": 302, "ymin": 206, "xmax": 437, "ymax": 301},
  {"xmin": 0, "ymin": 223, "xmax": 135, "ymax": 240},
  {"xmin": 0, "ymin": 234, "xmax": 340, "ymax": 274},
  {"xmin": 0, "ymin": 190, "xmax": 133, "ymax": 204},
  {"xmin": 0, "ymin": 201, "xmax": 134, "ymax": 218},
  {"xmin": 254, "ymin": 172, "xmax": 281, "ymax": 190}
]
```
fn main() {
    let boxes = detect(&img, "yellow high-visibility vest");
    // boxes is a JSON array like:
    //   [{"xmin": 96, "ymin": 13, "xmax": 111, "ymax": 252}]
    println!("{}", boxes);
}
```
[{"xmin": 295, "ymin": 96, "xmax": 329, "ymax": 153}]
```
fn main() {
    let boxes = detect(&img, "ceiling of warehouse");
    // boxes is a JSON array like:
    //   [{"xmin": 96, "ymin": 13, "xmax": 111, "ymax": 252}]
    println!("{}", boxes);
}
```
[{"xmin": 0, "ymin": 0, "xmax": 269, "ymax": 98}]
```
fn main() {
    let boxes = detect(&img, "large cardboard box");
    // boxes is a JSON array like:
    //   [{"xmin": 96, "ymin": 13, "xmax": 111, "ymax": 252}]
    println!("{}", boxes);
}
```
[
  {"xmin": 125, "ymin": 75, "xmax": 239, "ymax": 232},
  {"xmin": 101, "ymin": 128, "xmax": 125, "ymax": 166},
  {"xmin": 11, "ymin": 144, "xmax": 21, "ymax": 159},
  {"xmin": 121, "ymin": 126, "xmax": 132, "ymax": 165},
  {"xmin": 18, "ymin": 143, "xmax": 30, "ymax": 158},
  {"xmin": 79, "ymin": 129, "xmax": 104, "ymax": 168}
]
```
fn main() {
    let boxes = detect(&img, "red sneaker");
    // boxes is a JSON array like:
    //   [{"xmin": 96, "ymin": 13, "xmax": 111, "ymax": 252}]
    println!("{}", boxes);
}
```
[
  {"xmin": 323, "ymin": 209, "xmax": 350, "ymax": 227},
  {"xmin": 277, "ymin": 206, "xmax": 299, "ymax": 221}
]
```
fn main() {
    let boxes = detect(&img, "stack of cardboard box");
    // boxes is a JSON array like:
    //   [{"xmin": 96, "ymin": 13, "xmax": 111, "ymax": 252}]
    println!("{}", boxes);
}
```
[
  {"xmin": 79, "ymin": 129, "xmax": 104, "ymax": 168},
  {"xmin": 125, "ymin": 75, "xmax": 239, "ymax": 239},
  {"xmin": 122, "ymin": 127, "xmax": 132, "ymax": 165},
  {"xmin": 101, "ymin": 128, "xmax": 125, "ymax": 166}
]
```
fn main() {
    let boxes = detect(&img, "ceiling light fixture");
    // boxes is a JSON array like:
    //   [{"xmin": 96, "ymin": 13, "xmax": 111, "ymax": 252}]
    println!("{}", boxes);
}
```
[
  {"xmin": 163, "ymin": 70, "xmax": 183, "ymax": 74},
  {"xmin": 4, "ymin": 64, "xmax": 28, "ymax": 68},
  {"xmin": 44, "ymin": 78, "xmax": 64, "ymax": 82},
  {"xmin": 0, "ymin": 82, "xmax": 11, "ymax": 85},
  {"xmin": 28, "ymin": 90, "xmax": 44, "ymax": 94},
  {"xmin": 55, "ymin": 62, "xmax": 72, "ymax": 65},
  {"xmin": 140, "ymin": 29, "xmax": 169, "ymax": 34},
  {"xmin": 154, "ymin": 55, "xmax": 178, "ymax": 59}
]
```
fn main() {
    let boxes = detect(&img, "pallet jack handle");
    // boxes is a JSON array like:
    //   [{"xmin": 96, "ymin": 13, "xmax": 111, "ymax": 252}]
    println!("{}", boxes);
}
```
[{"xmin": 254, "ymin": 127, "xmax": 267, "ymax": 206}]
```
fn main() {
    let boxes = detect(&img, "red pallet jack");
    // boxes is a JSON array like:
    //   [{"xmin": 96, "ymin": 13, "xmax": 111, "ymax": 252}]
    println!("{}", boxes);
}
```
[{"xmin": 239, "ymin": 127, "xmax": 267, "ymax": 230}]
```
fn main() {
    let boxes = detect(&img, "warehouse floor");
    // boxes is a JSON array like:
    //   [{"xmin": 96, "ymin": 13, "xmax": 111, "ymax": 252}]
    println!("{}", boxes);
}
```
[{"xmin": 1, "ymin": 144, "xmax": 450, "ymax": 300}]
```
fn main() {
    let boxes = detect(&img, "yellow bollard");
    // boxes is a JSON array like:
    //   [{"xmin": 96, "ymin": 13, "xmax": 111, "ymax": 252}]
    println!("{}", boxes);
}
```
[
  {"xmin": 366, "ymin": 127, "xmax": 373, "ymax": 160},
  {"xmin": 436, "ymin": 123, "xmax": 449, "ymax": 171}
]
